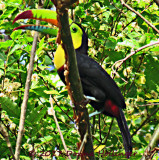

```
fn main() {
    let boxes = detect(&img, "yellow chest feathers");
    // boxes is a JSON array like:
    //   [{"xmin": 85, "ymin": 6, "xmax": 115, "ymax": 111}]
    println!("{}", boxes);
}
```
[
  {"xmin": 54, "ymin": 23, "xmax": 83, "ymax": 69},
  {"xmin": 54, "ymin": 45, "xmax": 65, "ymax": 69}
]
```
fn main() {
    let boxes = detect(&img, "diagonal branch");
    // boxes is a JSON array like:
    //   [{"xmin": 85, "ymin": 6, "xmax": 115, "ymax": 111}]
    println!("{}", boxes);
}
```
[
  {"xmin": 131, "ymin": 107, "xmax": 159, "ymax": 138},
  {"xmin": 49, "ymin": 95, "xmax": 72, "ymax": 160},
  {"xmin": 141, "ymin": 124, "xmax": 159, "ymax": 160},
  {"xmin": 154, "ymin": 0, "xmax": 159, "ymax": 6},
  {"xmin": 14, "ymin": 17, "xmax": 40, "ymax": 160},
  {"xmin": 0, "ymin": 122, "xmax": 15, "ymax": 160},
  {"xmin": 120, "ymin": 0, "xmax": 159, "ymax": 33},
  {"xmin": 111, "ymin": 40, "xmax": 159, "ymax": 79},
  {"xmin": 138, "ymin": 103, "xmax": 159, "ymax": 107}
]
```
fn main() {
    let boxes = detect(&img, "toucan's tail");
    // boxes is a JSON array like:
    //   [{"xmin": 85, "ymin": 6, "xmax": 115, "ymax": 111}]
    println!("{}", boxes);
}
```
[{"xmin": 116, "ymin": 109, "xmax": 132, "ymax": 158}]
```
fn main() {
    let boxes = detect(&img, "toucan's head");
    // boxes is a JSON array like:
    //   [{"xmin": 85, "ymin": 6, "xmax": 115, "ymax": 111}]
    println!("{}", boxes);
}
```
[{"xmin": 13, "ymin": 9, "xmax": 88, "ymax": 69}]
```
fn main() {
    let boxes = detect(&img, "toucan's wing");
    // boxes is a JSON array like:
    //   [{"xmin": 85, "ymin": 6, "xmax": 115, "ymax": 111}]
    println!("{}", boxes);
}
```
[{"xmin": 76, "ymin": 53, "xmax": 126, "ymax": 109}]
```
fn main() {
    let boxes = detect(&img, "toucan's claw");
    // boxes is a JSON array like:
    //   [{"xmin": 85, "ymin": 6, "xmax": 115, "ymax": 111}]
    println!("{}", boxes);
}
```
[
  {"xmin": 89, "ymin": 108, "xmax": 104, "ymax": 118},
  {"xmin": 84, "ymin": 95, "xmax": 99, "ymax": 102}
]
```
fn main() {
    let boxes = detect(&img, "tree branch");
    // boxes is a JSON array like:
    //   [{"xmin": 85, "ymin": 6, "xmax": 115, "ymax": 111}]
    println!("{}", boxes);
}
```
[
  {"xmin": 111, "ymin": 40, "xmax": 159, "ymax": 79},
  {"xmin": 14, "ymin": 16, "xmax": 40, "ymax": 160},
  {"xmin": 120, "ymin": 0, "xmax": 159, "ymax": 33},
  {"xmin": 154, "ymin": 0, "xmax": 159, "ymax": 7},
  {"xmin": 141, "ymin": 124, "xmax": 159, "ymax": 160},
  {"xmin": 138, "ymin": 103, "xmax": 159, "ymax": 107},
  {"xmin": 53, "ymin": 0, "xmax": 95, "ymax": 159},
  {"xmin": 122, "ymin": 1, "xmax": 153, "ymax": 32},
  {"xmin": 0, "ymin": 122, "xmax": 15, "ymax": 159},
  {"xmin": 49, "ymin": 95, "xmax": 72, "ymax": 160},
  {"xmin": 52, "ymin": 0, "xmax": 78, "ymax": 11},
  {"xmin": 131, "ymin": 107, "xmax": 159, "ymax": 138}
]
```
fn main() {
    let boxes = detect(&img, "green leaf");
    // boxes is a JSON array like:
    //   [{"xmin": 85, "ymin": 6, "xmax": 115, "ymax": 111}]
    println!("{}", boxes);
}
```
[
  {"xmin": 94, "ymin": 145, "xmax": 105, "ymax": 152},
  {"xmin": 36, "ymin": 37, "xmax": 45, "ymax": 56},
  {"xmin": 0, "ymin": 59, "xmax": 4, "ymax": 69},
  {"xmin": 20, "ymin": 156, "xmax": 30, "ymax": 160},
  {"xmin": 8, "ymin": 44, "xmax": 23, "ymax": 56},
  {"xmin": 145, "ymin": 55, "xmax": 159, "ymax": 90},
  {"xmin": 147, "ymin": 99, "xmax": 159, "ymax": 102},
  {"xmin": 40, "ymin": 135, "xmax": 54, "ymax": 144},
  {"xmin": 105, "ymin": 37, "xmax": 117, "ymax": 49},
  {"xmin": 0, "ymin": 40, "xmax": 13, "ymax": 49},
  {"xmin": 134, "ymin": 117, "xmax": 141, "ymax": 125},
  {"xmin": 139, "ymin": 35, "xmax": 147, "ymax": 44},
  {"xmin": 10, "ymin": 30, "xmax": 22, "ymax": 40},
  {"xmin": 7, "ymin": 68, "xmax": 25, "ymax": 73},
  {"xmin": 26, "ymin": 105, "xmax": 47, "ymax": 125},
  {"xmin": 126, "ymin": 83, "xmax": 137, "ymax": 98},
  {"xmin": 30, "ymin": 86, "xmax": 49, "ymax": 98},
  {"xmin": 106, "ymin": 50, "xmax": 124, "ymax": 62},
  {"xmin": 133, "ymin": 135, "xmax": 141, "ymax": 143},
  {"xmin": 118, "ymin": 39, "xmax": 139, "ymax": 49},
  {"xmin": 0, "ymin": 97, "xmax": 20, "ymax": 118},
  {"xmin": 6, "ymin": 0, "xmax": 22, "ymax": 6},
  {"xmin": 1, "ymin": 7, "xmax": 17, "ymax": 19},
  {"xmin": 44, "ymin": 90, "xmax": 59, "ymax": 95}
]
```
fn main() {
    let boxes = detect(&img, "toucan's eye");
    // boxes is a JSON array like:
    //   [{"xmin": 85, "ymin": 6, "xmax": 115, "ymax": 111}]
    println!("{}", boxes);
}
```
[{"xmin": 72, "ymin": 27, "xmax": 77, "ymax": 33}]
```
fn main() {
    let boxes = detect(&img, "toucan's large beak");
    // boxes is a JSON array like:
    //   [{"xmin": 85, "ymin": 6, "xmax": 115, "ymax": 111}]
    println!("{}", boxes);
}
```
[
  {"xmin": 13, "ymin": 9, "xmax": 58, "ymax": 26},
  {"xmin": 13, "ymin": 9, "xmax": 73, "ymax": 36},
  {"xmin": 13, "ymin": 9, "xmax": 61, "ymax": 36}
]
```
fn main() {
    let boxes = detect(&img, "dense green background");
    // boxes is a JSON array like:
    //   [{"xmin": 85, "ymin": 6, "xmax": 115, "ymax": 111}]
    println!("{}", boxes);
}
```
[{"xmin": 0, "ymin": 0, "xmax": 159, "ymax": 159}]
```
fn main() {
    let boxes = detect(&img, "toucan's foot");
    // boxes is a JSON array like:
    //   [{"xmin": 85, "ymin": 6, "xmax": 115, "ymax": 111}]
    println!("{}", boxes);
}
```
[
  {"xmin": 89, "ymin": 108, "xmax": 104, "ymax": 118},
  {"xmin": 84, "ymin": 95, "xmax": 99, "ymax": 102}
]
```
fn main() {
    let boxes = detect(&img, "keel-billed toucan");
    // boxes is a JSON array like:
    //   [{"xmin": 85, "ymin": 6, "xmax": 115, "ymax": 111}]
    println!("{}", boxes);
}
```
[{"xmin": 13, "ymin": 9, "xmax": 132, "ymax": 158}]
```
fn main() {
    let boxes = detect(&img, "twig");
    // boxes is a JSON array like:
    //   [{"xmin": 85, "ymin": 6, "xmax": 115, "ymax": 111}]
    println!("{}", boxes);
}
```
[
  {"xmin": 99, "ymin": 115, "xmax": 102, "ymax": 141},
  {"xmin": 76, "ymin": 131, "xmax": 88, "ymax": 160},
  {"xmin": 122, "ymin": 1, "xmax": 153, "ymax": 32},
  {"xmin": 141, "ymin": 124, "xmax": 159, "ymax": 160},
  {"xmin": 154, "ymin": 0, "xmax": 159, "ymax": 6},
  {"xmin": 0, "ymin": 120, "xmax": 26, "ymax": 153},
  {"xmin": 104, "ymin": 118, "xmax": 114, "ymax": 144},
  {"xmin": 124, "ymin": 53, "xmax": 145, "ymax": 96},
  {"xmin": 49, "ymin": 95, "xmax": 72, "ymax": 160},
  {"xmin": 111, "ymin": 40, "xmax": 159, "ymax": 78},
  {"xmin": 36, "ymin": 68, "xmax": 74, "ymax": 122},
  {"xmin": 109, "ymin": 0, "xmax": 126, "ymax": 36},
  {"xmin": 138, "ymin": 103, "xmax": 159, "ymax": 107},
  {"xmin": 0, "ymin": 123, "xmax": 15, "ymax": 159},
  {"xmin": 120, "ymin": 0, "xmax": 159, "ymax": 33},
  {"xmin": 131, "ymin": 107, "xmax": 159, "ymax": 138},
  {"xmin": 14, "ymin": 18, "xmax": 39, "ymax": 160},
  {"xmin": 93, "ymin": 118, "xmax": 115, "ymax": 151}
]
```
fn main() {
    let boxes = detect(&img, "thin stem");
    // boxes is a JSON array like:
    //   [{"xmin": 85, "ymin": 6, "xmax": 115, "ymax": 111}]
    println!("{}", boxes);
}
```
[
  {"xmin": 104, "ymin": 118, "xmax": 114, "ymax": 144},
  {"xmin": 49, "ymin": 95, "xmax": 72, "ymax": 160},
  {"xmin": 138, "ymin": 103, "xmax": 159, "ymax": 107},
  {"xmin": 120, "ymin": 0, "xmax": 159, "ymax": 33},
  {"xmin": 141, "ymin": 124, "xmax": 159, "ymax": 160},
  {"xmin": 131, "ymin": 107, "xmax": 159, "ymax": 138},
  {"xmin": 111, "ymin": 40, "xmax": 159, "ymax": 79},
  {"xmin": 0, "ymin": 123, "xmax": 15, "ymax": 159},
  {"xmin": 14, "ymin": 19, "xmax": 39, "ymax": 160}
]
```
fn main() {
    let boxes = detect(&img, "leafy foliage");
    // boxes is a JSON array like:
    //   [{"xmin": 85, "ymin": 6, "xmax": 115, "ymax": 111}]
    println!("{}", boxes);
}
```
[{"xmin": 0, "ymin": 0, "xmax": 159, "ymax": 159}]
